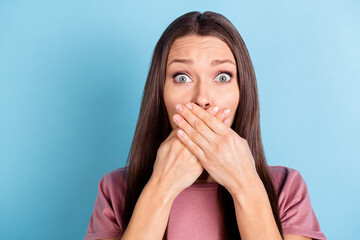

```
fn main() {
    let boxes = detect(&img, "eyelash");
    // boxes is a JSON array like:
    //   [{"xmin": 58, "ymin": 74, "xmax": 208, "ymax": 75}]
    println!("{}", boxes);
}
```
[{"xmin": 172, "ymin": 71, "xmax": 234, "ymax": 84}]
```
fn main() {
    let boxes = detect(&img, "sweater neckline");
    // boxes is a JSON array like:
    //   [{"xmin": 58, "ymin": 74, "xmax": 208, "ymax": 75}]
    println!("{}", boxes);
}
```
[{"xmin": 186, "ymin": 181, "xmax": 219, "ymax": 190}]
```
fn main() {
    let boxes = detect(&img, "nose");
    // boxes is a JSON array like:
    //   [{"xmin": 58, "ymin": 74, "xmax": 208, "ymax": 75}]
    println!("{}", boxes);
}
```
[{"xmin": 193, "ymin": 80, "xmax": 213, "ymax": 110}]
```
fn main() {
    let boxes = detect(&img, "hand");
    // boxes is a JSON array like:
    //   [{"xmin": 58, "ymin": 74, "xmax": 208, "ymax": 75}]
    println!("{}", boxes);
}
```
[
  {"xmin": 171, "ymin": 102, "xmax": 260, "ymax": 195},
  {"xmin": 150, "ymin": 105, "xmax": 232, "ymax": 196}
]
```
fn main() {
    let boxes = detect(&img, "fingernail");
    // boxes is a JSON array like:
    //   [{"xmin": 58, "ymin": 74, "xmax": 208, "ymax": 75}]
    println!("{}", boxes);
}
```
[
  {"xmin": 185, "ymin": 102, "xmax": 192, "ymax": 109},
  {"xmin": 177, "ymin": 129, "xmax": 185, "ymax": 137},
  {"xmin": 225, "ymin": 118, "xmax": 231, "ymax": 125},
  {"xmin": 175, "ymin": 104, "xmax": 183, "ymax": 112},
  {"xmin": 222, "ymin": 108, "xmax": 230, "ymax": 115},
  {"xmin": 210, "ymin": 106, "xmax": 219, "ymax": 114},
  {"xmin": 173, "ymin": 114, "xmax": 182, "ymax": 123}
]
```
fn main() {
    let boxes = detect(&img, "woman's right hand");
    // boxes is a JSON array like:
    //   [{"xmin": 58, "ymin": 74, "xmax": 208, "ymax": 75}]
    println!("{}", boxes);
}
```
[{"xmin": 149, "ymin": 106, "xmax": 232, "ymax": 196}]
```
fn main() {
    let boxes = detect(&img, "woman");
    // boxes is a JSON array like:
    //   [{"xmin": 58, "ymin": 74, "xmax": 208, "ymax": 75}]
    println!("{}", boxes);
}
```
[{"xmin": 84, "ymin": 11, "xmax": 326, "ymax": 240}]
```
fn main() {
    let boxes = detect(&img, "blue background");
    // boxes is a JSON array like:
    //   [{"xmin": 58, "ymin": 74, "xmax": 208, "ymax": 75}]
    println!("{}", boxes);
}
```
[{"xmin": 0, "ymin": 0, "xmax": 359, "ymax": 239}]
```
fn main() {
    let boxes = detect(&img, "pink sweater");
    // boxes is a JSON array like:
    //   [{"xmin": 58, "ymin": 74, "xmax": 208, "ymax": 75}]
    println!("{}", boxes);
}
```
[{"xmin": 84, "ymin": 166, "xmax": 326, "ymax": 240}]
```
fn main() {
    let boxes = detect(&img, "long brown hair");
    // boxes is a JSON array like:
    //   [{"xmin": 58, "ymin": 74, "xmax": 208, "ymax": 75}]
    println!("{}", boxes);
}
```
[{"xmin": 122, "ymin": 11, "xmax": 283, "ymax": 239}]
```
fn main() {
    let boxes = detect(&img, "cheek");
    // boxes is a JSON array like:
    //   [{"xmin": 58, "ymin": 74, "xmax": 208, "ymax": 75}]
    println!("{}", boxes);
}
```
[
  {"xmin": 164, "ymin": 95, "xmax": 176, "ymax": 116},
  {"xmin": 166, "ymin": 107, "xmax": 178, "ymax": 129},
  {"xmin": 163, "ymin": 84, "xmax": 174, "ymax": 110},
  {"xmin": 163, "ymin": 88, "xmax": 177, "ymax": 127},
  {"xmin": 229, "ymin": 87, "xmax": 240, "ymax": 110},
  {"xmin": 222, "ymin": 90, "xmax": 239, "ymax": 108},
  {"xmin": 164, "ymin": 82, "xmax": 190, "ymax": 112},
  {"xmin": 219, "ymin": 91, "xmax": 239, "ymax": 121}
]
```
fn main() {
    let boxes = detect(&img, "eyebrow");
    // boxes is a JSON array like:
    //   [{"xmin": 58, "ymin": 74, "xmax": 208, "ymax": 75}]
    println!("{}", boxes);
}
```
[{"xmin": 167, "ymin": 58, "xmax": 236, "ymax": 67}]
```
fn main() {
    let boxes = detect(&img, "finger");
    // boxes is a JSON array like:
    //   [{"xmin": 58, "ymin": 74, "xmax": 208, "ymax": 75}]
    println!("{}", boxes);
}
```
[
  {"xmin": 174, "ymin": 103, "xmax": 217, "ymax": 144},
  {"xmin": 169, "ymin": 106, "xmax": 228, "ymax": 143},
  {"xmin": 176, "ymin": 128, "xmax": 206, "ymax": 164},
  {"xmin": 164, "ymin": 126, "xmax": 181, "ymax": 143},
  {"xmin": 184, "ymin": 102, "xmax": 230, "ymax": 136},
  {"xmin": 207, "ymin": 105, "xmax": 220, "ymax": 115},
  {"xmin": 214, "ymin": 107, "xmax": 232, "ymax": 127},
  {"xmin": 169, "ymin": 127, "xmax": 180, "ymax": 139},
  {"xmin": 172, "ymin": 111, "xmax": 211, "ymax": 151},
  {"xmin": 206, "ymin": 106, "xmax": 231, "ymax": 127},
  {"xmin": 160, "ymin": 127, "xmax": 184, "ymax": 154},
  {"xmin": 170, "ymin": 138, "xmax": 186, "ymax": 159},
  {"xmin": 178, "ymin": 141, "xmax": 198, "ymax": 161}
]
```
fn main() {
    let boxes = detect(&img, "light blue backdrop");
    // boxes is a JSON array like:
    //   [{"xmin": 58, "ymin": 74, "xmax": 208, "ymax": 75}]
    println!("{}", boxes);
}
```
[{"xmin": 0, "ymin": 0, "xmax": 359, "ymax": 239}]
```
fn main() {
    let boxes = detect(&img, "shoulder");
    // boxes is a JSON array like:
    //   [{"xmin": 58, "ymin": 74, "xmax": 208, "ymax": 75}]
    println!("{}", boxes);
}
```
[
  {"xmin": 268, "ymin": 165, "xmax": 305, "ymax": 197},
  {"xmin": 103, "ymin": 166, "xmax": 129, "ymax": 185},
  {"xmin": 267, "ymin": 166, "xmax": 327, "ymax": 239},
  {"xmin": 94, "ymin": 166, "xmax": 129, "ymax": 211},
  {"xmin": 100, "ymin": 166, "xmax": 129, "ymax": 197},
  {"xmin": 84, "ymin": 167, "xmax": 130, "ymax": 239},
  {"xmin": 267, "ymin": 165, "xmax": 312, "ymax": 219},
  {"xmin": 268, "ymin": 165, "xmax": 300, "ymax": 183}
]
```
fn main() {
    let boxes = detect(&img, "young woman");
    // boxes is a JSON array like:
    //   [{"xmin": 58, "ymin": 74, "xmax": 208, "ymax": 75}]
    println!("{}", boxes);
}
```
[{"xmin": 84, "ymin": 11, "xmax": 326, "ymax": 240}]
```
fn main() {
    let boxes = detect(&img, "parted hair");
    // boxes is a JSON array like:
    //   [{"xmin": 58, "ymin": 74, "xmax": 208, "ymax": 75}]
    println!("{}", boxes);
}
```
[{"xmin": 122, "ymin": 11, "xmax": 284, "ymax": 239}]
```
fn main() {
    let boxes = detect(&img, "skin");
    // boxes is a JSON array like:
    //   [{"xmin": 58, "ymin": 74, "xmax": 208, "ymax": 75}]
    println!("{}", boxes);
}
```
[
  {"xmin": 164, "ymin": 35, "xmax": 240, "ymax": 183},
  {"xmin": 161, "ymin": 35, "xmax": 310, "ymax": 240},
  {"xmin": 100, "ymin": 35, "xmax": 311, "ymax": 240}
]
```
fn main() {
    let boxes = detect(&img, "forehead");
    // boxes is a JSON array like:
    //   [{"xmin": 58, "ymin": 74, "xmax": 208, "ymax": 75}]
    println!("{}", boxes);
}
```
[{"xmin": 167, "ymin": 35, "xmax": 234, "ymax": 61}]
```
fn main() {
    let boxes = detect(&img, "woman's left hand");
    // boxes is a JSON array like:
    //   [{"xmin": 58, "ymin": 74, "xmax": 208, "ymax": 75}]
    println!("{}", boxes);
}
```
[{"xmin": 172, "ymin": 102, "xmax": 262, "ymax": 195}]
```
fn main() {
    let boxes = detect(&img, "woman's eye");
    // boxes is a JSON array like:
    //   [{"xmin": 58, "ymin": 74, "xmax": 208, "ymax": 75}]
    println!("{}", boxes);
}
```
[
  {"xmin": 216, "ymin": 72, "xmax": 232, "ymax": 83},
  {"xmin": 173, "ymin": 72, "xmax": 232, "ymax": 84},
  {"xmin": 174, "ymin": 74, "xmax": 191, "ymax": 83}
]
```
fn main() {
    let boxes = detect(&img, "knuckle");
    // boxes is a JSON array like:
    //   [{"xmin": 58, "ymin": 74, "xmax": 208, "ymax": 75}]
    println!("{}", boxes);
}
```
[
  {"xmin": 213, "ymin": 143, "xmax": 222, "ymax": 154},
  {"xmin": 182, "ymin": 137, "xmax": 192, "ymax": 149},
  {"xmin": 173, "ymin": 137, "xmax": 183, "ymax": 148},
  {"xmin": 204, "ymin": 114, "xmax": 214, "ymax": 124},
  {"xmin": 157, "ymin": 144, "xmax": 166, "ymax": 156},
  {"xmin": 219, "ymin": 134, "xmax": 234, "ymax": 148},
  {"xmin": 169, "ymin": 139, "xmax": 179, "ymax": 151},
  {"xmin": 159, "ymin": 140, "xmax": 167, "ymax": 150},
  {"xmin": 223, "ymin": 133, "xmax": 233, "ymax": 143},
  {"xmin": 198, "ymin": 151, "xmax": 206, "ymax": 160},
  {"xmin": 194, "ymin": 119, "xmax": 203, "ymax": 130},
  {"xmin": 190, "ymin": 131, "xmax": 201, "ymax": 142},
  {"xmin": 167, "ymin": 137, "xmax": 175, "ymax": 146},
  {"xmin": 178, "ymin": 146, "xmax": 191, "ymax": 160}
]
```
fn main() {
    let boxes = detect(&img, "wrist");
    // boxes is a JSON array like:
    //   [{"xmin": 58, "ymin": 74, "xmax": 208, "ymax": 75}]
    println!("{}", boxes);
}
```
[
  {"xmin": 230, "ymin": 174, "xmax": 267, "ymax": 206},
  {"xmin": 147, "ymin": 177, "xmax": 179, "ymax": 203}
]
